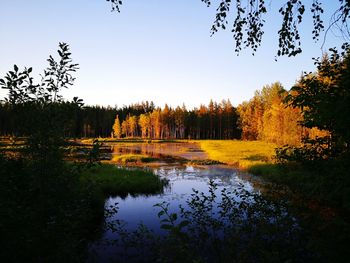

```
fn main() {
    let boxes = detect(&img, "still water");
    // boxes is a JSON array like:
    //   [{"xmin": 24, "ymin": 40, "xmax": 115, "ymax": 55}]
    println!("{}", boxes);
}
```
[
  {"xmin": 107, "ymin": 142, "xmax": 208, "ymax": 161},
  {"xmin": 89, "ymin": 164, "xmax": 257, "ymax": 262}
]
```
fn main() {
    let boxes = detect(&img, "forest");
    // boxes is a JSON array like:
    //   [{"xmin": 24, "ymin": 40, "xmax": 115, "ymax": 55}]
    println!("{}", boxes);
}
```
[
  {"xmin": 0, "ymin": 82, "xmax": 326, "ymax": 145},
  {"xmin": 0, "ymin": 99, "xmax": 240, "ymax": 140}
]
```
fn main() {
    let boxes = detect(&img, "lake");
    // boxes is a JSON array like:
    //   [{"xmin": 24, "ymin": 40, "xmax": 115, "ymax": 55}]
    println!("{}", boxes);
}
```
[{"xmin": 88, "ymin": 142, "xmax": 263, "ymax": 262}]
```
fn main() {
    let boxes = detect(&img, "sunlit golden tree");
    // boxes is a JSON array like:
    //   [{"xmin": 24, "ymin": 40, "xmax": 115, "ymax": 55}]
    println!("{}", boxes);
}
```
[{"xmin": 112, "ymin": 114, "xmax": 122, "ymax": 138}]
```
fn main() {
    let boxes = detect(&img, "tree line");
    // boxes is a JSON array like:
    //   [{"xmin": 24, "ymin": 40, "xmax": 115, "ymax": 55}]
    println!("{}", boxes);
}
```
[
  {"xmin": 0, "ymin": 68, "xmax": 340, "ymax": 146},
  {"xmin": 0, "ymin": 101, "xmax": 154, "ymax": 138},
  {"xmin": 112, "ymin": 100, "xmax": 240, "ymax": 140},
  {"xmin": 0, "ymin": 99, "xmax": 241, "ymax": 140},
  {"xmin": 0, "ymin": 84, "xmax": 327, "ymax": 144}
]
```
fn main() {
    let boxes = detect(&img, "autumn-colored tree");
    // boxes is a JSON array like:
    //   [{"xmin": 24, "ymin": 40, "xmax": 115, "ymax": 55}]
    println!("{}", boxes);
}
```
[
  {"xmin": 128, "ymin": 115, "xmax": 138, "ymax": 137},
  {"xmin": 238, "ymin": 82, "xmax": 303, "ymax": 145},
  {"xmin": 112, "ymin": 114, "xmax": 122, "ymax": 138},
  {"xmin": 150, "ymin": 110, "xmax": 162, "ymax": 139},
  {"xmin": 121, "ymin": 117, "xmax": 129, "ymax": 137},
  {"xmin": 238, "ymin": 98, "xmax": 263, "ymax": 141},
  {"xmin": 139, "ymin": 113, "xmax": 151, "ymax": 138}
]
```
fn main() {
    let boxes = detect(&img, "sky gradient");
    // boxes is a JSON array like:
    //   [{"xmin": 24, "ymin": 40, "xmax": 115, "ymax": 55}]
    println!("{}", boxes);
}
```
[{"xmin": 0, "ymin": 0, "xmax": 346, "ymax": 108}]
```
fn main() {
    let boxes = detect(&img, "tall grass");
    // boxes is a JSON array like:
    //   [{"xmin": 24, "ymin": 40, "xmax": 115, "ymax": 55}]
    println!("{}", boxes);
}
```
[
  {"xmin": 199, "ymin": 140, "xmax": 277, "ymax": 168},
  {"xmin": 80, "ymin": 164, "xmax": 167, "ymax": 197}
]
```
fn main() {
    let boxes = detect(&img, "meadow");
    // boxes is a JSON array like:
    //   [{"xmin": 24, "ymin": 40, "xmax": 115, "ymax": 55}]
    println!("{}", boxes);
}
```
[{"xmin": 198, "ymin": 140, "xmax": 277, "ymax": 168}]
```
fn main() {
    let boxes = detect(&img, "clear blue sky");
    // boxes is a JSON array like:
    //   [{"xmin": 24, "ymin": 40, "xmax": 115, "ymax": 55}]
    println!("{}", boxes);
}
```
[{"xmin": 0, "ymin": 0, "xmax": 345, "ymax": 108}]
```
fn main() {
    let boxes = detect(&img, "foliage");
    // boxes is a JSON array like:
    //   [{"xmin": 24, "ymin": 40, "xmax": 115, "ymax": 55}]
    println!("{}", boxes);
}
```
[
  {"xmin": 0, "ymin": 43, "xmax": 166, "ymax": 261},
  {"xmin": 284, "ymin": 44, "xmax": 350, "ymax": 161},
  {"xmin": 0, "ymin": 156, "xmax": 167, "ymax": 261},
  {"xmin": 264, "ymin": 46, "xmax": 350, "ymax": 212},
  {"xmin": 41, "ymin": 42, "xmax": 79, "ymax": 103},
  {"xmin": 112, "ymin": 114, "xmax": 122, "ymax": 138},
  {"xmin": 237, "ymin": 82, "xmax": 304, "ymax": 145},
  {"xmin": 0, "ymin": 156, "xmax": 104, "ymax": 262},
  {"xmin": 107, "ymin": 0, "xmax": 350, "ymax": 57},
  {"xmin": 0, "ymin": 42, "xmax": 78, "ymax": 105},
  {"xmin": 86, "ymin": 139, "xmax": 103, "ymax": 167},
  {"xmin": 0, "ymin": 43, "xmax": 81, "ymax": 168}
]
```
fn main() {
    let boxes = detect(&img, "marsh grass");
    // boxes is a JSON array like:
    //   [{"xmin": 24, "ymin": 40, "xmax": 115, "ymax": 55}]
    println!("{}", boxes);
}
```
[
  {"xmin": 198, "ymin": 140, "xmax": 277, "ymax": 168},
  {"xmin": 80, "ymin": 164, "xmax": 168, "ymax": 197}
]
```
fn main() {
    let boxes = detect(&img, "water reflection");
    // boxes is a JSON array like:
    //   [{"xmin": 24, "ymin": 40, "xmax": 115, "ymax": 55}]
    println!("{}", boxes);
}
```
[
  {"xmin": 89, "ymin": 165, "xmax": 255, "ymax": 262},
  {"xmin": 109, "ymin": 142, "xmax": 208, "ymax": 160}
]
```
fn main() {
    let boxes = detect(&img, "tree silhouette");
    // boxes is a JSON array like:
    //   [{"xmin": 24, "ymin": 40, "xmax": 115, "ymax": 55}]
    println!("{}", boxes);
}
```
[
  {"xmin": 285, "ymin": 44, "xmax": 350, "ymax": 158},
  {"xmin": 107, "ymin": 0, "xmax": 350, "ymax": 57},
  {"xmin": 0, "ymin": 43, "xmax": 80, "ymax": 165}
]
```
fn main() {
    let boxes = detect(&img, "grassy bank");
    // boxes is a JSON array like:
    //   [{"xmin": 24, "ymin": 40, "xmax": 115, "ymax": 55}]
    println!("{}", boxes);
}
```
[
  {"xmin": 198, "ymin": 140, "xmax": 277, "ymax": 168},
  {"xmin": 81, "ymin": 164, "xmax": 167, "ymax": 197},
  {"xmin": 198, "ymin": 140, "xmax": 350, "ymax": 210}
]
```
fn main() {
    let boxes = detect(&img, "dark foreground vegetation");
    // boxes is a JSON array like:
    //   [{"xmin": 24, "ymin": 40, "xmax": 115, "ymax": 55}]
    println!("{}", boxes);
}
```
[
  {"xmin": 0, "ymin": 43, "xmax": 167, "ymax": 262},
  {"xmin": 0, "ymin": 156, "xmax": 166, "ymax": 261}
]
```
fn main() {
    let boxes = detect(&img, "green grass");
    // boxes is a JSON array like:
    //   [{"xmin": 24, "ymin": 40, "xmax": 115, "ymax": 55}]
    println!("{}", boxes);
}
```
[
  {"xmin": 197, "ymin": 140, "xmax": 350, "ymax": 209},
  {"xmin": 198, "ymin": 140, "xmax": 277, "ymax": 168},
  {"xmin": 80, "ymin": 164, "xmax": 168, "ymax": 197}
]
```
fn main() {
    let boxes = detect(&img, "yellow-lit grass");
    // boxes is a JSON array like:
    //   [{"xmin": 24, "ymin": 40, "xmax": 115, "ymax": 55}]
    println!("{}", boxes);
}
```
[{"xmin": 198, "ymin": 140, "xmax": 277, "ymax": 169}]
